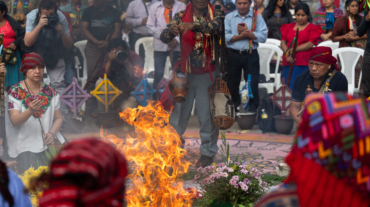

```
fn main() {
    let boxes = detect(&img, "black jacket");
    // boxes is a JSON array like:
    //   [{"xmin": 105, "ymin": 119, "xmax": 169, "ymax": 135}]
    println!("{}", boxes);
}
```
[
  {"xmin": 4, "ymin": 15, "xmax": 25, "ymax": 53},
  {"xmin": 358, "ymin": 12, "xmax": 370, "ymax": 53}
]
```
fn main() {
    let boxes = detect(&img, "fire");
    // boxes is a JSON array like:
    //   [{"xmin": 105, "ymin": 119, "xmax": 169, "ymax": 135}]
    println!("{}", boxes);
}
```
[
  {"xmin": 134, "ymin": 66, "xmax": 145, "ymax": 78},
  {"xmin": 101, "ymin": 101, "xmax": 195, "ymax": 206}
]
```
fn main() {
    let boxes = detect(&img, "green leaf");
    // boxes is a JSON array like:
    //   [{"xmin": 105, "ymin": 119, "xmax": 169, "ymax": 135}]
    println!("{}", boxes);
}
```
[
  {"xmin": 40, "ymin": 153, "xmax": 49, "ymax": 166},
  {"xmin": 238, "ymin": 205, "xmax": 246, "ymax": 207},
  {"xmin": 48, "ymin": 145, "xmax": 57, "ymax": 157},
  {"xmin": 44, "ymin": 149, "xmax": 52, "ymax": 161}
]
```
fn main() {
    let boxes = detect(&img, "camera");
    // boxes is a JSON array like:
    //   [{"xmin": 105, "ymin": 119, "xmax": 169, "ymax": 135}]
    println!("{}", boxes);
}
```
[
  {"xmin": 115, "ymin": 50, "xmax": 128, "ymax": 63},
  {"xmin": 46, "ymin": 13, "xmax": 59, "ymax": 28}
]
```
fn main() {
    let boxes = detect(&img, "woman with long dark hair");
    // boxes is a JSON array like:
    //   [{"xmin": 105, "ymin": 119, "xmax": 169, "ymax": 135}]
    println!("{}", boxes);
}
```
[
  {"xmin": 0, "ymin": 1, "xmax": 25, "ymax": 88},
  {"xmin": 262, "ymin": 0, "xmax": 294, "ymax": 39},
  {"xmin": 286, "ymin": 0, "xmax": 312, "ymax": 21},
  {"xmin": 313, "ymin": 0, "xmax": 344, "ymax": 42},
  {"xmin": 280, "ymin": 3, "xmax": 322, "ymax": 89},
  {"xmin": 212, "ymin": 0, "xmax": 225, "ymax": 11},
  {"xmin": 332, "ymin": 0, "xmax": 367, "ymax": 48}
]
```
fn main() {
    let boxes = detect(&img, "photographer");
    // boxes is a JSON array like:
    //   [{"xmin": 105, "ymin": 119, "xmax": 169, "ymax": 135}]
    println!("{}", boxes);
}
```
[
  {"xmin": 23, "ymin": 0, "xmax": 73, "ymax": 117},
  {"xmin": 97, "ymin": 38, "xmax": 142, "ymax": 111}
]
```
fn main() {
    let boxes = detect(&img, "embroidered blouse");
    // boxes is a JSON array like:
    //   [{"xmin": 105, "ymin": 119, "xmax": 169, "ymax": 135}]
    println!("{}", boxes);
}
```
[
  {"xmin": 5, "ymin": 82, "xmax": 65, "ymax": 158},
  {"xmin": 312, "ymin": 7, "xmax": 344, "ymax": 34}
]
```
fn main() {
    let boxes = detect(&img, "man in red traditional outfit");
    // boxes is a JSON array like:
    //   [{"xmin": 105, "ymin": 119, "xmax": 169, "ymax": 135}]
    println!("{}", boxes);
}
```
[{"xmin": 160, "ymin": 0, "xmax": 223, "ymax": 167}]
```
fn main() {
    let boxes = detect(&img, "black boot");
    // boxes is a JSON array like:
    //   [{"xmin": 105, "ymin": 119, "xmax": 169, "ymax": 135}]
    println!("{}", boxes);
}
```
[{"xmin": 196, "ymin": 155, "xmax": 214, "ymax": 168}]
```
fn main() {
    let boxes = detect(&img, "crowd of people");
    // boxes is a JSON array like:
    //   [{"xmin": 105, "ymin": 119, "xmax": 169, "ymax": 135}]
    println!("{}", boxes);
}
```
[{"xmin": 0, "ymin": 0, "xmax": 370, "ymax": 205}]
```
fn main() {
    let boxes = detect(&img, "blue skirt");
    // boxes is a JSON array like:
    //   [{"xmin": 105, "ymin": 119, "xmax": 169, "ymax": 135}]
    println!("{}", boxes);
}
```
[
  {"xmin": 5, "ymin": 51, "xmax": 23, "ymax": 88},
  {"xmin": 282, "ymin": 65, "xmax": 309, "ymax": 90}
]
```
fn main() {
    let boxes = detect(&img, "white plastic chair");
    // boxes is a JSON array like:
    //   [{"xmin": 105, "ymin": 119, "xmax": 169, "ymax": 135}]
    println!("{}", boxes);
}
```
[
  {"xmin": 318, "ymin": 40, "xmax": 339, "ymax": 52},
  {"xmin": 265, "ymin": 38, "xmax": 281, "ymax": 47},
  {"xmin": 135, "ymin": 37, "xmax": 155, "ymax": 84},
  {"xmin": 74, "ymin": 40, "xmax": 88, "ymax": 88},
  {"xmin": 332, "ymin": 47, "xmax": 364, "ymax": 95},
  {"xmin": 74, "ymin": 40, "xmax": 88, "ymax": 112},
  {"xmin": 43, "ymin": 67, "xmax": 50, "ymax": 85},
  {"xmin": 257, "ymin": 43, "xmax": 284, "ymax": 93}
]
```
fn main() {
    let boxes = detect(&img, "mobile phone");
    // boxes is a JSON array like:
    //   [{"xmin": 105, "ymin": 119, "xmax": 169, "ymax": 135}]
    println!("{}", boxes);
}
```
[{"xmin": 238, "ymin": 23, "xmax": 246, "ymax": 27}]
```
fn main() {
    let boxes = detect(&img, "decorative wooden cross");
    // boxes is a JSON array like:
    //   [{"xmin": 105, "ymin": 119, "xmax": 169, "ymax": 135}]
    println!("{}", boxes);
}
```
[
  {"xmin": 60, "ymin": 77, "xmax": 91, "ymax": 118},
  {"xmin": 131, "ymin": 73, "xmax": 162, "ymax": 107},
  {"xmin": 90, "ymin": 74, "xmax": 122, "ymax": 112},
  {"xmin": 269, "ymin": 78, "xmax": 292, "ymax": 119}
]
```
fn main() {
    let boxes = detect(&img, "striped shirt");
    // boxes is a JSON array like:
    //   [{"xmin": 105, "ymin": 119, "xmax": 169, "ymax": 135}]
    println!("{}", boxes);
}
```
[{"xmin": 312, "ymin": 7, "xmax": 344, "ymax": 34}]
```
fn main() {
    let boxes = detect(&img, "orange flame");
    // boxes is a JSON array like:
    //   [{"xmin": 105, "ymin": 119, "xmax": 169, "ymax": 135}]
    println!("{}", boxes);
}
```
[
  {"xmin": 101, "ymin": 101, "xmax": 195, "ymax": 206},
  {"xmin": 134, "ymin": 66, "xmax": 145, "ymax": 78}
]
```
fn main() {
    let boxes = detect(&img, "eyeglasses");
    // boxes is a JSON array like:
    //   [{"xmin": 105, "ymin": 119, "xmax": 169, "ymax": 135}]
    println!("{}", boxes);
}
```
[{"xmin": 309, "ymin": 62, "xmax": 325, "ymax": 68}]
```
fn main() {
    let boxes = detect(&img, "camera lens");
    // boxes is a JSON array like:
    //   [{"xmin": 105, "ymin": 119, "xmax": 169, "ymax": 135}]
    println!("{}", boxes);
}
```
[
  {"xmin": 49, "ymin": 19, "xmax": 58, "ymax": 27},
  {"xmin": 115, "ymin": 51, "xmax": 128, "ymax": 63}
]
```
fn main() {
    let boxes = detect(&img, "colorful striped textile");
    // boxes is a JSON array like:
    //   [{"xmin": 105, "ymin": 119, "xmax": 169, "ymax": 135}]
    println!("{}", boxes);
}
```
[
  {"xmin": 313, "ymin": 7, "xmax": 344, "ymax": 33},
  {"xmin": 38, "ymin": 138, "xmax": 129, "ymax": 207},
  {"xmin": 286, "ymin": 93, "xmax": 370, "ymax": 207}
]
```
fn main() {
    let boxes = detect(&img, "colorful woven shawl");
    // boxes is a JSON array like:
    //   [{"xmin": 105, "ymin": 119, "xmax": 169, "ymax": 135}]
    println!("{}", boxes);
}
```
[{"xmin": 284, "ymin": 93, "xmax": 370, "ymax": 207}]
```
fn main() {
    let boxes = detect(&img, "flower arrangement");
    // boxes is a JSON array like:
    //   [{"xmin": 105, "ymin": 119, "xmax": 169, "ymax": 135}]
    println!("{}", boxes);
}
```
[
  {"xmin": 192, "ymin": 133, "xmax": 269, "ymax": 207},
  {"xmin": 19, "ymin": 166, "xmax": 49, "ymax": 207}
]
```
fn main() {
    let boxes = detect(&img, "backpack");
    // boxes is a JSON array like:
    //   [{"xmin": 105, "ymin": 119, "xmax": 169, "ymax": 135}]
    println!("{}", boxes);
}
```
[{"xmin": 257, "ymin": 93, "xmax": 282, "ymax": 133}]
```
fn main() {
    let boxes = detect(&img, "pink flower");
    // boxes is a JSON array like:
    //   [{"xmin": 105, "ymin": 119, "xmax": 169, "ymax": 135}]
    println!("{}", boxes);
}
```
[
  {"xmin": 222, "ymin": 172, "xmax": 228, "ymax": 178},
  {"xmin": 197, "ymin": 167, "xmax": 203, "ymax": 173},
  {"xmin": 229, "ymin": 179, "xmax": 237, "ymax": 185},
  {"xmin": 194, "ymin": 174, "xmax": 200, "ymax": 180},
  {"xmin": 240, "ymin": 184, "xmax": 249, "ymax": 191},
  {"xmin": 228, "ymin": 168, "xmax": 234, "ymax": 172},
  {"xmin": 234, "ymin": 184, "xmax": 239, "ymax": 189},
  {"xmin": 243, "ymin": 178, "xmax": 250, "ymax": 184},
  {"xmin": 232, "ymin": 175, "xmax": 239, "ymax": 181}
]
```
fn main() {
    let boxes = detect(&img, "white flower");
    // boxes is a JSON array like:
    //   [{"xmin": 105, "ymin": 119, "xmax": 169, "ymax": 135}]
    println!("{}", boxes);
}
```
[
  {"xmin": 222, "ymin": 172, "xmax": 228, "ymax": 178},
  {"xmin": 240, "ymin": 169, "xmax": 248, "ymax": 174},
  {"xmin": 216, "ymin": 168, "xmax": 223, "ymax": 172},
  {"xmin": 228, "ymin": 168, "xmax": 234, "ymax": 172}
]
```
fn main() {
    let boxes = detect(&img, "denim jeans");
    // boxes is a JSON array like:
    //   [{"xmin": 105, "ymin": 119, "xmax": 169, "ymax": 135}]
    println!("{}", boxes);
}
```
[
  {"xmin": 153, "ymin": 51, "xmax": 180, "ymax": 89},
  {"xmin": 63, "ymin": 59, "xmax": 75, "ymax": 86}
]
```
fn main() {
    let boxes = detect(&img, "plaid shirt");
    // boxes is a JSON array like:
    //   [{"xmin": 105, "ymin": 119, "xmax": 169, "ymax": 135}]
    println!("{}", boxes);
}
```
[{"xmin": 25, "ymin": 9, "xmax": 71, "ymax": 36}]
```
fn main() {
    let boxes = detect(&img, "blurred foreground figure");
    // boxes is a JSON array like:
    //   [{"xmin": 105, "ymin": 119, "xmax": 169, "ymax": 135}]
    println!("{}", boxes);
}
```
[
  {"xmin": 0, "ymin": 159, "xmax": 32, "ymax": 207},
  {"xmin": 36, "ymin": 138, "xmax": 128, "ymax": 207},
  {"xmin": 255, "ymin": 93, "xmax": 370, "ymax": 207}
]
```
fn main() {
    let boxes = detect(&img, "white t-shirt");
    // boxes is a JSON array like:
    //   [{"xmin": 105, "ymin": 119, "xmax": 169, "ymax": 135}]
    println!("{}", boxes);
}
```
[{"xmin": 5, "ymin": 82, "xmax": 65, "ymax": 158}]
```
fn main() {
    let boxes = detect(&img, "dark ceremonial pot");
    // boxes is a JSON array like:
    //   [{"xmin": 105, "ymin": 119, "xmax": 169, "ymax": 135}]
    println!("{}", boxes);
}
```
[
  {"xmin": 169, "ymin": 68, "xmax": 190, "ymax": 103},
  {"xmin": 274, "ymin": 115, "xmax": 294, "ymax": 134}
]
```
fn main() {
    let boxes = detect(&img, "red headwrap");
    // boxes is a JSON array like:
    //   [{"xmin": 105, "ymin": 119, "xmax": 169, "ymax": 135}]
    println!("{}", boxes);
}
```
[
  {"xmin": 20, "ymin": 52, "xmax": 45, "ymax": 76},
  {"xmin": 38, "ymin": 138, "xmax": 128, "ymax": 207},
  {"xmin": 309, "ymin": 46, "xmax": 339, "ymax": 71},
  {"xmin": 174, "ymin": 2, "xmax": 215, "ymax": 80}
]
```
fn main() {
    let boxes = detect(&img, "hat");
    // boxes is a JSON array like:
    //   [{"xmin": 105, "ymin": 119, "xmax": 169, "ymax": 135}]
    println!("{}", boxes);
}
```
[
  {"xmin": 20, "ymin": 52, "xmax": 45, "ymax": 76},
  {"xmin": 309, "ymin": 46, "xmax": 339, "ymax": 71}
]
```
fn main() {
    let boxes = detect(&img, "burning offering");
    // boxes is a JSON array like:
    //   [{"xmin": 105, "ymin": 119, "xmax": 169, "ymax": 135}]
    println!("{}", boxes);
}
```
[{"xmin": 101, "ymin": 101, "xmax": 195, "ymax": 206}]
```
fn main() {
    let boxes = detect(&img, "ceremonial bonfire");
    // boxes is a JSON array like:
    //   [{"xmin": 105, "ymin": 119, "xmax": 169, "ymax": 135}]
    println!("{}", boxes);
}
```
[{"xmin": 101, "ymin": 101, "xmax": 195, "ymax": 206}]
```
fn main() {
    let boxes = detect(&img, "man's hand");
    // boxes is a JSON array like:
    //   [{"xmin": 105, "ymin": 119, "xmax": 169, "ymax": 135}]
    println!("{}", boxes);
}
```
[
  {"xmin": 237, "ymin": 24, "xmax": 248, "ymax": 34},
  {"xmin": 43, "ymin": 132, "xmax": 54, "ymax": 145},
  {"xmin": 366, "ymin": 11, "xmax": 370, "ymax": 21},
  {"xmin": 142, "ymin": 17, "xmax": 148, "ymax": 25},
  {"xmin": 170, "ymin": 24, "xmax": 181, "ymax": 36},
  {"xmin": 0, "ymin": 63, "xmax": 6, "ymax": 76},
  {"xmin": 108, "ymin": 51, "xmax": 116, "ymax": 61},
  {"xmin": 179, "ymin": 22, "xmax": 193, "ymax": 35},
  {"xmin": 98, "ymin": 40, "xmax": 108, "ymax": 49},
  {"xmin": 8, "ymin": 43, "xmax": 16, "ymax": 50},
  {"xmin": 240, "ymin": 29, "xmax": 252, "ymax": 39},
  {"xmin": 55, "ymin": 23, "xmax": 64, "ymax": 35},
  {"xmin": 37, "ymin": 15, "xmax": 48, "ymax": 28},
  {"xmin": 168, "ymin": 39, "xmax": 178, "ymax": 50}
]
